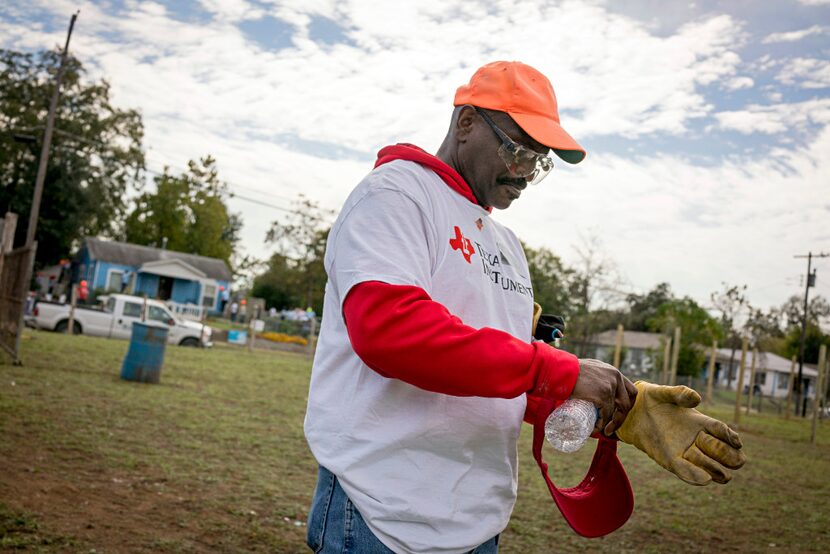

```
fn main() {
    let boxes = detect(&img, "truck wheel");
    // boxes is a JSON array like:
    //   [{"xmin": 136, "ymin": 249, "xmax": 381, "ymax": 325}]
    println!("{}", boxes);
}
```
[
  {"xmin": 55, "ymin": 320, "xmax": 82, "ymax": 334},
  {"xmin": 179, "ymin": 337, "xmax": 201, "ymax": 347}
]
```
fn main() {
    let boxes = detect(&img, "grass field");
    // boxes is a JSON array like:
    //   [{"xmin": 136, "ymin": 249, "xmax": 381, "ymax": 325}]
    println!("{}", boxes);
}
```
[{"xmin": 1, "ymin": 330, "xmax": 829, "ymax": 553}]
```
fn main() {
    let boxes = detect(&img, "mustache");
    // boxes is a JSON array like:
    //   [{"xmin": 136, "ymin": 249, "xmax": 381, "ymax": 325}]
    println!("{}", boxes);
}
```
[{"xmin": 498, "ymin": 177, "xmax": 527, "ymax": 188}]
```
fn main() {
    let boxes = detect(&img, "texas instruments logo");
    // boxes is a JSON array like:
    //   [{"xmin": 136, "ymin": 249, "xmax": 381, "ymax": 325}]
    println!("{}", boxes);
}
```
[{"xmin": 449, "ymin": 226, "xmax": 475, "ymax": 264}]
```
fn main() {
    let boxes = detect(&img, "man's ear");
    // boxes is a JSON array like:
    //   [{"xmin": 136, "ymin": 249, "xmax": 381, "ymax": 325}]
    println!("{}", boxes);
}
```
[{"xmin": 455, "ymin": 105, "xmax": 477, "ymax": 142}]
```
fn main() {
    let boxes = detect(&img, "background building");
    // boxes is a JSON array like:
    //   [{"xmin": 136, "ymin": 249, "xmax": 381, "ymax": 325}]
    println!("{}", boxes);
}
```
[{"xmin": 73, "ymin": 238, "xmax": 231, "ymax": 318}]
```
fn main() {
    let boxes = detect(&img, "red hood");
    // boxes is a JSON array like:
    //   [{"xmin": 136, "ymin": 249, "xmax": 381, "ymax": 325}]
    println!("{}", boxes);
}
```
[{"xmin": 375, "ymin": 144, "xmax": 490, "ymax": 212}]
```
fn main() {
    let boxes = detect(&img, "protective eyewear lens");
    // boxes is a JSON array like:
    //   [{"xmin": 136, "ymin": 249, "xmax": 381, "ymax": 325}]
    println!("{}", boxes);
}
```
[{"xmin": 497, "ymin": 143, "xmax": 554, "ymax": 186}]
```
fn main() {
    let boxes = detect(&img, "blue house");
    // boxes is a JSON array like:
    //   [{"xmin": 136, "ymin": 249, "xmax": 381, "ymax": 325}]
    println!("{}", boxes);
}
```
[{"xmin": 74, "ymin": 238, "xmax": 232, "ymax": 317}]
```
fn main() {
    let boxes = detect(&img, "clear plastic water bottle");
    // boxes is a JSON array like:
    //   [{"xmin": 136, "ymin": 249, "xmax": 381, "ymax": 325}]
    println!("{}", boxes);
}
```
[{"xmin": 544, "ymin": 399, "xmax": 598, "ymax": 453}]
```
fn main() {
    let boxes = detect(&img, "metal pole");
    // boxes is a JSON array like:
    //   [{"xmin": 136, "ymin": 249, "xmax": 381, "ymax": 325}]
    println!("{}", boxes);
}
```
[
  {"xmin": 734, "ymin": 337, "xmax": 748, "ymax": 424},
  {"xmin": 746, "ymin": 348, "xmax": 757, "ymax": 416},
  {"xmin": 795, "ymin": 251, "xmax": 829, "ymax": 416},
  {"xmin": 785, "ymin": 355, "xmax": 796, "ymax": 420},
  {"xmin": 26, "ymin": 12, "xmax": 79, "ymax": 247},
  {"xmin": 705, "ymin": 340, "xmax": 717, "ymax": 403},
  {"xmin": 796, "ymin": 253, "xmax": 812, "ymax": 416}
]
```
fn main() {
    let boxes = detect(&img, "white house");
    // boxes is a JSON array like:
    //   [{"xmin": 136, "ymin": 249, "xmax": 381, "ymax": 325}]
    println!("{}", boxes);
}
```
[
  {"xmin": 714, "ymin": 348, "xmax": 820, "ymax": 399},
  {"xmin": 585, "ymin": 329, "xmax": 664, "ymax": 379}
]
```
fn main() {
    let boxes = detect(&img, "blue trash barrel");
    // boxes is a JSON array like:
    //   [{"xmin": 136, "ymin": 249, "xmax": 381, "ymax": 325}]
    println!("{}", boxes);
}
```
[{"xmin": 120, "ymin": 322, "xmax": 169, "ymax": 384}]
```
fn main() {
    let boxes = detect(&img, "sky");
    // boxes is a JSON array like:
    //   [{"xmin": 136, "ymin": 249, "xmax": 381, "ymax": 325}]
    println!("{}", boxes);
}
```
[{"xmin": 1, "ymin": 0, "xmax": 829, "ymax": 316}]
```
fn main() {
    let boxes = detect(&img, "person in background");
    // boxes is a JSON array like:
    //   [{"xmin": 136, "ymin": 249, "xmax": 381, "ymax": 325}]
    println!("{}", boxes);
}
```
[{"xmin": 120, "ymin": 270, "xmax": 131, "ymax": 293}]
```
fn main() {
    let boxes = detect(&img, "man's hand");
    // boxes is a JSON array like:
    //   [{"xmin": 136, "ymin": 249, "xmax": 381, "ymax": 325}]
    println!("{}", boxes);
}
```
[
  {"xmin": 571, "ymin": 359, "xmax": 638, "ymax": 436},
  {"xmin": 616, "ymin": 381, "xmax": 747, "ymax": 486}
]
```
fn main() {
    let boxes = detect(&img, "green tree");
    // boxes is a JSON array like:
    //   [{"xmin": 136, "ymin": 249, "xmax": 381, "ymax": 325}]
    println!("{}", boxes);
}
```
[
  {"xmin": 779, "ymin": 295, "xmax": 830, "ymax": 329},
  {"xmin": 0, "ymin": 48, "xmax": 144, "ymax": 265},
  {"xmin": 124, "ymin": 156, "xmax": 240, "ymax": 266},
  {"xmin": 779, "ymin": 294, "xmax": 830, "ymax": 364},
  {"xmin": 259, "ymin": 195, "xmax": 334, "ymax": 314},
  {"xmin": 251, "ymin": 253, "xmax": 302, "ymax": 310},
  {"xmin": 522, "ymin": 243, "xmax": 575, "ymax": 316},
  {"xmin": 625, "ymin": 282, "xmax": 674, "ymax": 332},
  {"xmin": 743, "ymin": 306, "xmax": 785, "ymax": 354},
  {"xmin": 782, "ymin": 324, "xmax": 830, "ymax": 364},
  {"xmin": 648, "ymin": 297, "xmax": 725, "ymax": 377}
]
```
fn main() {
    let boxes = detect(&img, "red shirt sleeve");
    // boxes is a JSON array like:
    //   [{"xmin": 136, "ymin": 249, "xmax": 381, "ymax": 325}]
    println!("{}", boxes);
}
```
[{"xmin": 342, "ymin": 281, "xmax": 580, "ymax": 402}]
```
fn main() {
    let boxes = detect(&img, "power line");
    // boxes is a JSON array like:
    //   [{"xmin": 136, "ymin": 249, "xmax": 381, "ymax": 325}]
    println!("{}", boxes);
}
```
[
  {"xmin": 17, "ymin": 129, "xmax": 335, "ymax": 223},
  {"xmin": 6, "ymin": 124, "xmax": 327, "ymax": 213},
  {"xmin": 139, "ymin": 164, "xmax": 329, "ymax": 219},
  {"xmin": 143, "ymin": 151, "xmax": 299, "ymax": 205}
]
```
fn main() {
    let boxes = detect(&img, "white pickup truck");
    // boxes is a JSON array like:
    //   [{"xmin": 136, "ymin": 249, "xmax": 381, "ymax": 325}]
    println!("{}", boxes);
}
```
[{"xmin": 27, "ymin": 293, "xmax": 212, "ymax": 347}]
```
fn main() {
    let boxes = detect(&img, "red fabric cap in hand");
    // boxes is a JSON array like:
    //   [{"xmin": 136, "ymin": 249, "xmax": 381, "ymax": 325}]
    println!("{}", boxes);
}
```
[{"xmin": 532, "ymin": 397, "xmax": 634, "ymax": 537}]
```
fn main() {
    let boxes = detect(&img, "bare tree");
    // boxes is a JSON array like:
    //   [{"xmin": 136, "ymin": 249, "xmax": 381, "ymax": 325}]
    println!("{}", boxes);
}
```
[
  {"xmin": 566, "ymin": 232, "xmax": 627, "ymax": 357},
  {"xmin": 710, "ymin": 283, "xmax": 748, "ymax": 389}
]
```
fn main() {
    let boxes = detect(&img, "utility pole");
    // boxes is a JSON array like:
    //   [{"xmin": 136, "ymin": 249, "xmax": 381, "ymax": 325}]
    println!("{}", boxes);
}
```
[
  {"xmin": 26, "ymin": 12, "xmax": 79, "ymax": 247},
  {"xmin": 794, "ymin": 252, "xmax": 829, "ymax": 416}
]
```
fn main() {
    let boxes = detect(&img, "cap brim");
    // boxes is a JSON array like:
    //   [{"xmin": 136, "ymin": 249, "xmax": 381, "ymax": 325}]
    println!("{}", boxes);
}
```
[
  {"xmin": 533, "ymin": 400, "xmax": 634, "ymax": 538},
  {"xmin": 552, "ymin": 438, "xmax": 634, "ymax": 537},
  {"xmin": 509, "ymin": 111, "xmax": 586, "ymax": 164}
]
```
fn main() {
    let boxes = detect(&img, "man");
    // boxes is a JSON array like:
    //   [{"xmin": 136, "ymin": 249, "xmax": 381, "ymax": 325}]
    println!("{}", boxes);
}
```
[
  {"xmin": 304, "ymin": 62, "xmax": 742, "ymax": 553},
  {"xmin": 120, "ymin": 270, "xmax": 131, "ymax": 293}
]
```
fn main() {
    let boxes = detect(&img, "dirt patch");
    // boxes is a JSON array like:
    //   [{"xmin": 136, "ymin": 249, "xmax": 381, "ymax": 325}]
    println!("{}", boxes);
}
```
[{"xmin": 0, "ymin": 438, "xmax": 285, "ymax": 553}]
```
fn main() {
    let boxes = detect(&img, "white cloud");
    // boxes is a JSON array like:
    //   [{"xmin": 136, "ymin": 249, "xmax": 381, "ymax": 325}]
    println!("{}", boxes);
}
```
[
  {"xmin": 1, "ymin": 0, "xmax": 827, "ymax": 310},
  {"xmin": 763, "ymin": 24, "xmax": 826, "ymax": 43},
  {"xmin": 724, "ymin": 76, "xmax": 754, "ymax": 91},
  {"xmin": 502, "ymin": 124, "xmax": 830, "ymax": 309},
  {"xmin": 198, "ymin": 0, "xmax": 264, "ymax": 22},
  {"xmin": 1, "ymin": 0, "xmax": 750, "ymax": 158},
  {"xmin": 798, "ymin": 0, "xmax": 830, "ymax": 5},
  {"xmin": 712, "ymin": 98, "xmax": 830, "ymax": 134},
  {"xmin": 777, "ymin": 58, "xmax": 830, "ymax": 88}
]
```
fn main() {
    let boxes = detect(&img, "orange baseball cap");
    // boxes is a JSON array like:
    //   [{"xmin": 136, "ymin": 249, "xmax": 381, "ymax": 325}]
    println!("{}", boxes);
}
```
[{"xmin": 454, "ymin": 61, "xmax": 586, "ymax": 164}]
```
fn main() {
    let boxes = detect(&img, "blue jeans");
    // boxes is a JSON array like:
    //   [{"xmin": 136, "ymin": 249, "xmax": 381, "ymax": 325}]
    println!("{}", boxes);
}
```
[{"xmin": 307, "ymin": 466, "xmax": 499, "ymax": 553}]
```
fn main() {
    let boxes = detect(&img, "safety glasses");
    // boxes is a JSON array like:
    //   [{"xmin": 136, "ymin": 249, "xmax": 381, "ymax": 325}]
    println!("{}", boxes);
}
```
[{"xmin": 475, "ymin": 107, "xmax": 554, "ymax": 186}]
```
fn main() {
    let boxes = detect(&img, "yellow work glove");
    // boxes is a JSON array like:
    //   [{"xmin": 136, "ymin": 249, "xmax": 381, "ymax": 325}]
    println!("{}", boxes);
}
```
[{"xmin": 616, "ymin": 381, "xmax": 747, "ymax": 486}]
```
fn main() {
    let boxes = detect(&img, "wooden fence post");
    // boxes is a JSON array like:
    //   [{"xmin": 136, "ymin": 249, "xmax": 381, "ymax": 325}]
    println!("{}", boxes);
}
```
[
  {"xmin": 661, "ymin": 337, "xmax": 672, "ymax": 385},
  {"xmin": 669, "ymin": 326, "xmax": 681, "ymax": 386},
  {"xmin": 248, "ymin": 307, "xmax": 259, "ymax": 353},
  {"xmin": 67, "ymin": 284, "xmax": 78, "ymax": 335},
  {"xmin": 734, "ymin": 337, "xmax": 748, "ymax": 424},
  {"xmin": 0, "ymin": 212, "xmax": 18, "ymax": 279},
  {"xmin": 811, "ymin": 345, "xmax": 827, "ymax": 444},
  {"xmin": 613, "ymin": 323, "xmax": 624, "ymax": 369}
]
